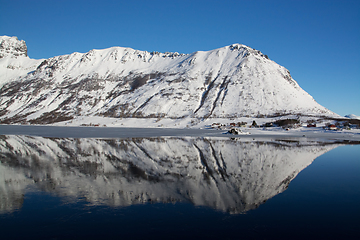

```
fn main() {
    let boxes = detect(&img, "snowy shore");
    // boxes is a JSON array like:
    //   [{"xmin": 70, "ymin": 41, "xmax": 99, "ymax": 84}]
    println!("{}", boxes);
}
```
[{"xmin": 1, "ymin": 122, "xmax": 359, "ymax": 142}]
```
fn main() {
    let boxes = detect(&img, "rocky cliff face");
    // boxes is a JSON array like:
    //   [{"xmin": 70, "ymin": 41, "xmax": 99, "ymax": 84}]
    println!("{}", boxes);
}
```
[
  {"xmin": 0, "ymin": 36, "xmax": 338, "ymax": 124},
  {"xmin": 0, "ymin": 135, "xmax": 338, "ymax": 214},
  {"xmin": 0, "ymin": 36, "xmax": 42, "ymax": 89},
  {"xmin": 0, "ymin": 36, "xmax": 27, "ymax": 58}
]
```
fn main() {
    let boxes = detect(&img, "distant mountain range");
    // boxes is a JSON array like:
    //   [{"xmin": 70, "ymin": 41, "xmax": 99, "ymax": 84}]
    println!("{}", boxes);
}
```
[
  {"xmin": 0, "ymin": 36, "xmax": 338, "ymax": 124},
  {"xmin": 345, "ymin": 114, "xmax": 360, "ymax": 120}
]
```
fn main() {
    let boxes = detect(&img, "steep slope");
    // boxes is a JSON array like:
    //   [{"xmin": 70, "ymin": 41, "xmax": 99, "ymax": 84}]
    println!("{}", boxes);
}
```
[
  {"xmin": 0, "ymin": 36, "xmax": 43, "ymax": 85},
  {"xmin": 0, "ymin": 36, "xmax": 338, "ymax": 124}
]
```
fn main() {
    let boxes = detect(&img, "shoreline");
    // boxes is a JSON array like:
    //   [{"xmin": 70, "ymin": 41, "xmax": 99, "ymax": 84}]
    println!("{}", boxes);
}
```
[{"xmin": 1, "ymin": 124, "xmax": 359, "ymax": 143}]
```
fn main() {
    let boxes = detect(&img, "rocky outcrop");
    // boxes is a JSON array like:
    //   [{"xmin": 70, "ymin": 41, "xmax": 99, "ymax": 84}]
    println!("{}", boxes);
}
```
[{"xmin": 0, "ymin": 36, "xmax": 27, "ymax": 58}]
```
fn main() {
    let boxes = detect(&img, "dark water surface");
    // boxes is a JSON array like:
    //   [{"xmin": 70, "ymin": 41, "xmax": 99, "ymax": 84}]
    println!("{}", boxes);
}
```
[{"xmin": 0, "ymin": 133, "xmax": 359, "ymax": 240}]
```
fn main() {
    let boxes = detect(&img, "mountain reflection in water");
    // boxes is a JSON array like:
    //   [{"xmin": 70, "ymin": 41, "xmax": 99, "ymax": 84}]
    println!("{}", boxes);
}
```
[{"xmin": 0, "ymin": 135, "xmax": 338, "ymax": 214}]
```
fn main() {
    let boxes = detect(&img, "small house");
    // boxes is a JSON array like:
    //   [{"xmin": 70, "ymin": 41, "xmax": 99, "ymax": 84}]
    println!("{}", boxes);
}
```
[
  {"xmin": 211, "ymin": 123, "xmax": 221, "ymax": 128},
  {"xmin": 236, "ymin": 122, "xmax": 247, "ymax": 127},
  {"xmin": 328, "ymin": 124, "xmax": 337, "ymax": 130}
]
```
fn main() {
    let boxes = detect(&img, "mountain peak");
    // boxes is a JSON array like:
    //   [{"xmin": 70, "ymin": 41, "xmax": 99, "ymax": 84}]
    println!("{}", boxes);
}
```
[
  {"xmin": 0, "ymin": 36, "xmax": 28, "ymax": 58},
  {"xmin": 227, "ymin": 43, "xmax": 269, "ymax": 59},
  {"xmin": 229, "ymin": 43, "xmax": 248, "ymax": 50}
]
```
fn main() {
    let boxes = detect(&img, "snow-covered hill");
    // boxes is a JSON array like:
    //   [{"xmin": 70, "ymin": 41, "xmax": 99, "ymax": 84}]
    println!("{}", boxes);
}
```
[
  {"xmin": 0, "ymin": 135, "xmax": 338, "ymax": 214},
  {"xmin": 345, "ymin": 114, "xmax": 360, "ymax": 120},
  {"xmin": 0, "ymin": 36, "xmax": 338, "ymax": 124}
]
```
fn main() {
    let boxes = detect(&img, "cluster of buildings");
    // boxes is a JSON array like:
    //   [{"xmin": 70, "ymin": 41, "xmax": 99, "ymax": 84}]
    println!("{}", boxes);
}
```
[{"xmin": 211, "ymin": 119, "xmax": 359, "ymax": 131}]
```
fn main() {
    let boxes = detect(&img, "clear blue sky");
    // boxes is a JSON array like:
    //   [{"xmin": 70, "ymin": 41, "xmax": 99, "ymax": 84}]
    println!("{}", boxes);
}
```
[{"xmin": 1, "ymin": 0, "xmax": 359, "ymax": 116}]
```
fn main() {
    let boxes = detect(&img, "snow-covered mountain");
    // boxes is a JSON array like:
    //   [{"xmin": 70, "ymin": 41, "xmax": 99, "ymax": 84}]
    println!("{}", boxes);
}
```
[
  {"xmin": 0, "ymin": 135, "xmax": 338, "ymax": 214},
  {"xmin": 345, "ymin": 114, "xmax": 360, "ymax": 120},
  {"xmin": 0, "ymin": 36, "xmax": 338, "ymax": 124}
]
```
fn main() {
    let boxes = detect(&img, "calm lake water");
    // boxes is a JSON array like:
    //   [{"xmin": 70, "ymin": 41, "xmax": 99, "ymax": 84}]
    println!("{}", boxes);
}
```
[{"xmin": 0, "ymin": 133, "xmax": 359, "ymax": 240}]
